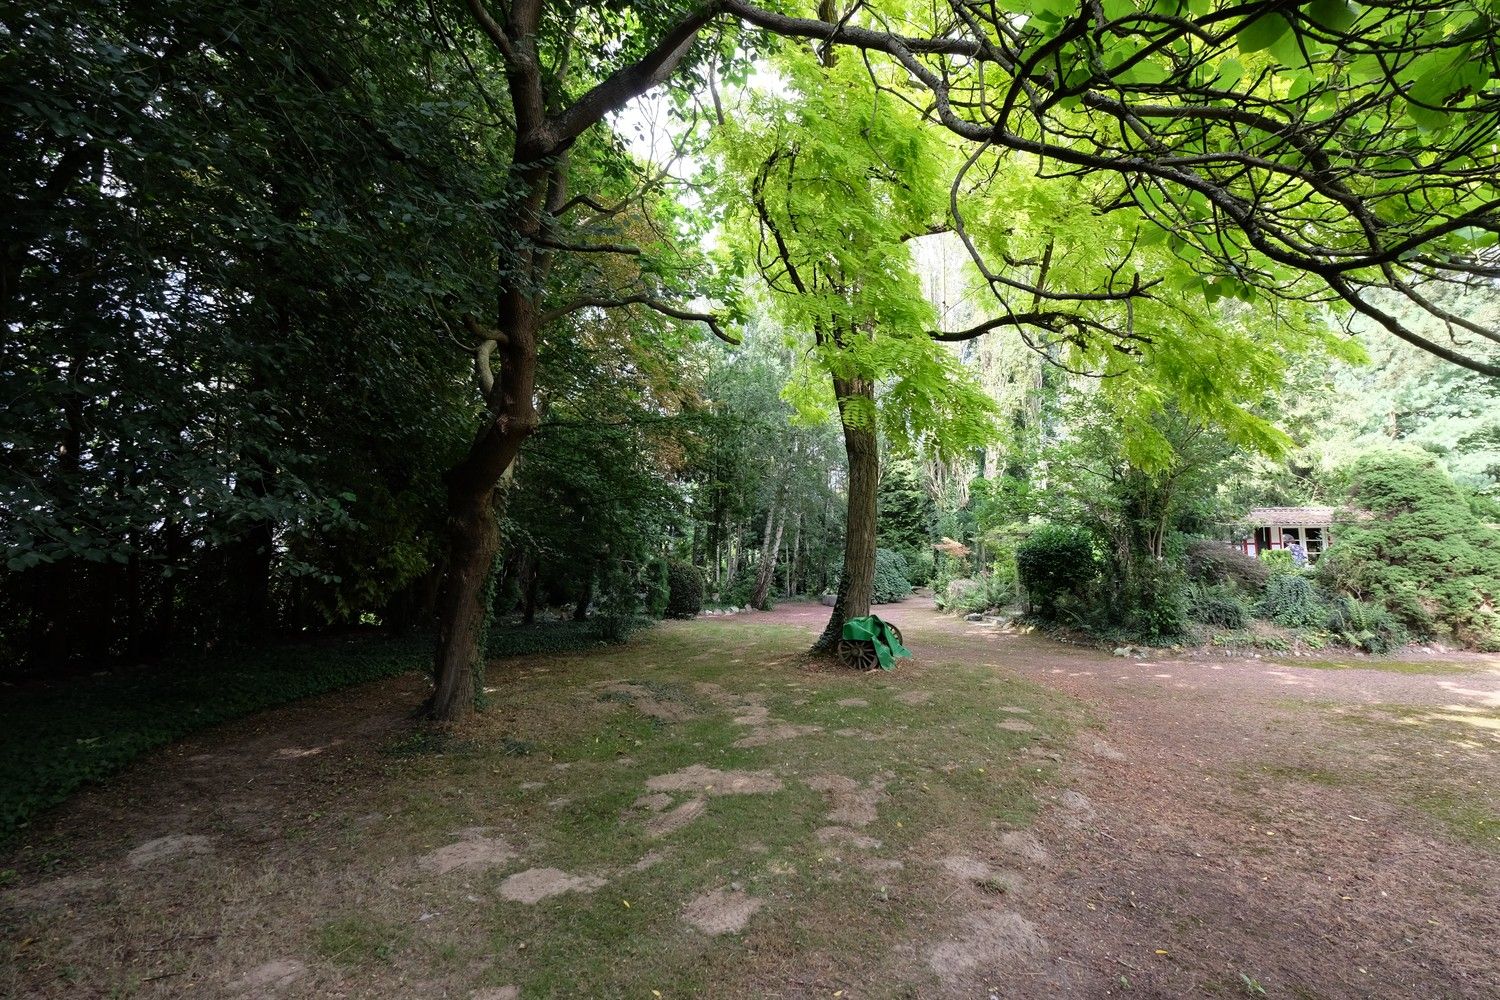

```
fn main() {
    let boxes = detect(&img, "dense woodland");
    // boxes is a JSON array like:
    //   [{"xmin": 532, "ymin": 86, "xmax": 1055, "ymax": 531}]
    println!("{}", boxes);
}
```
[{"xmin": 5, "ymin": 0, "xmax": 1500, "ymax": 717}]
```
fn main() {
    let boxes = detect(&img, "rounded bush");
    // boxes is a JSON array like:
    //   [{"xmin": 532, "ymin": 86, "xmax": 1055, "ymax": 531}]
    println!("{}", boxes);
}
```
[
  {"xmin": 1016, "ymin": 524, "xmax": 1099, "ymax": 617},
  {"xmin": 664, "ymin": 560, "xmax": 705, "ymax": 618}
]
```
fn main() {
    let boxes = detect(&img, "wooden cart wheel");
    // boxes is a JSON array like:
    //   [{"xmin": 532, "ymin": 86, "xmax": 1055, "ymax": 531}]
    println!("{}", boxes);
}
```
[
  {"xmin": 887, "ymin": 623, "xmax": 903, "ymax": 646},
  {"xmin": 837, "ymin": 638, "xmax": 880, "ymax": 670}
]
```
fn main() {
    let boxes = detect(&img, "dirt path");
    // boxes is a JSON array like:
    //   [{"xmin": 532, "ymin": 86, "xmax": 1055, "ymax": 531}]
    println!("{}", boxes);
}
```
[{"xmin": 754, "ymin": 598, "xmax": 1500, "ymax": 998}]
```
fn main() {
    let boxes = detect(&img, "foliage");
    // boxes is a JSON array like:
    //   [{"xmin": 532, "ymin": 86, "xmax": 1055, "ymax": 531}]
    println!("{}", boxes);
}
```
[
  {"xmin": 1016, "ymin": 525, "xmax": 1099, "ymax": 617},
  {"xmin": 0, "ymin": 633, "xmax": 426, "ymax": 839},
  {"xmin": 878, "ymin": 459, "xmax": 936, "ymax": 584},
  {"xmin": 643, "ymin": 559, "xmax": 672, "ymax": 620},
  {"xmin": 1184, "ymin": 540, "xmax": 1270, "ymax": 593},
  {"xmin": 665, "ymin": 561, "xmax": 705, "ymax": 619},
  {"xmin": 1185, "ymin": 583, "xmax": 1251, "ymax": 630},
  {"xmin": 1258, "ymin": 575, "xmax": 1327, "ymax": 630},
  {"xmin": 1, "ymin": 0, "xmax": 495, "ymax": 664},
  {"xmin": 1116, "ymin": 562, "xmax": 1189, "ymax": 642},
  {"xmin": 871, "ymin": 548, "xmax": 914, "ymax": 604},
  {"xmin": 1324, "ymin": 596, "xmax": 1411, "ymax": 655},
  {"xmin": 1260, "ymin": 550, "xmax": 1297, "ymax": 575},
  {"xmin": 1319, "ymin": 451, "xmax": 1500, "ymax": 649}
]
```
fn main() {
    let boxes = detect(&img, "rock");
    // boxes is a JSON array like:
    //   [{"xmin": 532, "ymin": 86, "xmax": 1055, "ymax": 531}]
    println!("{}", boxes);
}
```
[
  {"xmin": 965, "ymin": 613, "xmax": 984, "ymax": 622},
  {"xmin": 1112, "ymin": 647, "xmax": 1130, "ymax": 657},
  {"xmin": 821, "ymin": 594, "xmax": 838, "ymax": 607}
]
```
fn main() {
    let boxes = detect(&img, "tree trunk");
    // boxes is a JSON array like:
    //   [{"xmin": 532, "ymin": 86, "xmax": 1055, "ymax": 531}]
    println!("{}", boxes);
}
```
[
  {"xmin": 725, "ymin": 525, "xmax": 741, "ymax": 590},
  {"xmin": 814, "ymin": 375, "xmax": 879, "ymax": 651},
  {"xmin": 785, "ymin": 512, "xmax": 802, "ymax": 598},
  {"xmin": 752, "ymin": 508, "xmax": 784, "ymax": 611},
  {"xmin": 428, "ymin": 289, "xmax": 540, "ymax": 721},
  {"xmin": 428, "ymin": 479, "xmax": 503, "ymax": 721}
]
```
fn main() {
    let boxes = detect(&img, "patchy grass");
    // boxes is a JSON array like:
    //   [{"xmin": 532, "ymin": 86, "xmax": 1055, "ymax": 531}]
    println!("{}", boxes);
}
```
[
  {"xmin": 1271, "ymin": 657, "xmax": 1482, "ymax": 676},
  {"xmin": 1256, "ymin": 700, "xmax": 1500, "ymax": 853},
  {"xmin": 1, "ymin": 618, "xmax": 1079, "ymax": 999}
]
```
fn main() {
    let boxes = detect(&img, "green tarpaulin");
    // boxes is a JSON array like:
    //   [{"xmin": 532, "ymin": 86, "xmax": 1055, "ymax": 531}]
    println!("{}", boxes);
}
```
[{"xmin": 840, "ymin": 615, "xmax": 911, "ymax": 670}]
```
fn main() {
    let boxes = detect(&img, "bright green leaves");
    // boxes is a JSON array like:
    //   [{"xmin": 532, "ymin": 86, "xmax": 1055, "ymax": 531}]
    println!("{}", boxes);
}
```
[{"xmin": 711, "ymin": 40, "xmax": 999, "ymax": 455}]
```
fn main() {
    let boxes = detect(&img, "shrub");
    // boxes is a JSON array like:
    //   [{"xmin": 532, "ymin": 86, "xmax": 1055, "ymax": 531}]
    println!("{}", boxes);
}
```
[
  {"xmin": 1260, "ymin": 549, "xmax": 1295, "ymax": 575},
  {"xmin": 1185, "ymin": 581, "xmax": 1250, "ymax": 629},
  {"xmin": 642, "ymin": 558, "xmax": 671, "ymax": 619},
  {"xmin": 939, "ymin": 577, "xmax": 980, "ymax": 612},
  {"xmin": 1118, "ymin": 561, "xmax": 1188, "ymax": 641},
  {"xmin": 715, "ymin": 571, "xmax": 755, "ymax": 608},
  {"xmin": 872, "ymin": 548, "xmax": 914, "ymax": 604},
  {"xmin": 1258, "ymin": 574, "xmax": 1326, "ymax": 628},
  {"xmin": 1184, "ymin": 539, "xmax": 1270, "ymax": 592},
  {"xmin": 1016, "ymin": 524, "xmax": 1099, "ymax": 617},
  {"xmin": 1319, "ymin": 451, "xmax": 1500, "ymax": 650},
  {"xmin": 1324, "ymin": 595, "xmax": 1410, "ymax": 654},
  {"xmin": 664, "ymin": 560, "xmax": 705, "ymax": 618}
]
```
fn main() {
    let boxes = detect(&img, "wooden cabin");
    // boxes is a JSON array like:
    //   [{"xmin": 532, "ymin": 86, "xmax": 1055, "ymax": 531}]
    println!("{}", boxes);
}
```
[{"xmin": 1237, "ymin": 506, "xmax": 1334, "ymax": 562}]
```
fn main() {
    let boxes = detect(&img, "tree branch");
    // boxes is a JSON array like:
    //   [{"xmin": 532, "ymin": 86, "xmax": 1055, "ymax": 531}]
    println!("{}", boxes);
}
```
[{"xmin": 541, "ymin": 295, "xmax": 739, "ymax": 344}]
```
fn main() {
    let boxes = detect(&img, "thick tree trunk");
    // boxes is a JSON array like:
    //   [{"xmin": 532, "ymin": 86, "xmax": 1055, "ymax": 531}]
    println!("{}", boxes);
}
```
[
  {"xmin": 813, "ymin": 376, "xmax": 879, "ymax": 651},
  {"xmin": 428, "ymin": 481, "xmax": 502, "ymax": 721},
  {"xmin": 428, "ymin": 278, "xmax": 540, "ymax": 721}
]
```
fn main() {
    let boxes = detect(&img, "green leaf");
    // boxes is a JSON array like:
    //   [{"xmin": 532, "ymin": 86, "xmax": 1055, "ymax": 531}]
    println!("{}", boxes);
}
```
[{"xmin": 1237, "ymin": 13, "xmax": 1292, "ymax": 54}]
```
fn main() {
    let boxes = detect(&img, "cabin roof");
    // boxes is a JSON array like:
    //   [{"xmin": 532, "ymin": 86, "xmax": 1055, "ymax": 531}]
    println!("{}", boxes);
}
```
[{"xmin": 1245, "ymin": 506, "xmax": 1335, "ymax": 527}]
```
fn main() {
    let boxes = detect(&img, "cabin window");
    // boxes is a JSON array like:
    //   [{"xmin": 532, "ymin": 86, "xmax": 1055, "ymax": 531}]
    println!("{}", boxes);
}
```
[{"xmin": 1304, "ymin": 527, "xmax": 1325, "ymax": 556}]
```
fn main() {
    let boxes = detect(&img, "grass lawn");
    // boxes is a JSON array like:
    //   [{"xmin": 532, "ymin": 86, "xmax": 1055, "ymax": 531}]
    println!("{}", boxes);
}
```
[{"xmin": 0, "ymin": 617, "xmax": 1080, "ymax": 998}]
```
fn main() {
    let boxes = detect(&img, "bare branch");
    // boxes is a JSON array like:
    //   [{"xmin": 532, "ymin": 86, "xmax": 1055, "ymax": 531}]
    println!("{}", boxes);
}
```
[{"xmin": 541, "ymin": 295, "xmax": 739, "ymax": 345}]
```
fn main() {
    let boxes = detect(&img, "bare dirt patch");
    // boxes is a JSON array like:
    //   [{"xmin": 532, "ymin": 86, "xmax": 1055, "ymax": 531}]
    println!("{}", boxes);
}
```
[
  {"xmin": 894, "ymin": 689, "xmax": 932, "ymax": 705},
  {"xmin": 233, "ymin": 958, "xmax": 306, "ymax": 993},
  {"xmin": 497, "ymin": 867, "xmax": 606, "ymax": 904},
  {"xmin": 644, "ymin": 797, "xmax": 707, "ymax": 838},
  {"xmin": 418, "ymin": 830, "xmax": 517, "ymax": 875},
  {"xmin": 125, "ymin": 833, "xmax": 212, "ymax": 868},
  {"xmin": 645, "ymin": 764, "xmax": 783, "ymax": 796},
  {"xmin": 926, "ymin": 909, "xmax": 1047, "ymax": 982},
  {"xmin": 806, "ymin": 773, "xmax": 887, "ymax": 827},
  {"xmin": 594, "ymin": 681, "xmax": 696, "ymax": 721},
  {"xmin": 837, "ymin": 697, "xmax": 869, "ymax": 707},
  {"xmin": 731, "ymin": 721, "xmax": 822, "ymax": 748},
  {"xmin": 680, "ymin": 888, "xmax": 763, "ymax": 936},
  {"xmin": 471, "ymin": 988, "xmax": 519, "ymax": 1000}
]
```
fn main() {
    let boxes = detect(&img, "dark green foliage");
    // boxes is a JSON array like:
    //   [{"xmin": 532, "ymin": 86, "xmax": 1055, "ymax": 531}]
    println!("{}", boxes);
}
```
[
  {"xmin": 665, "ymin": 560, "xmax": 705, "ymax": 618},
  {"xmin": 1184, "ymin": 539, "xmax": 1270, "ymax": 593},
  {"xmin": 1, "ymin": 0, "xmax": 496, "ymax": 664},
  {"xmin": 1324, "ymin": 596, "xmax": 1410, "ymax": 654},
  {"xmin": 0, "ymin": 634, "xmax": 426, "ymax": 839},
  {"xmin": 1258, "ymin": 574, "xmax": 1327, "ymax": 629},
  {"xmin": 878, "ymin": 460, "xmax": 936, "ymax": 584},
  {"xmin": 643, "ymin": 558, "xmax": 671, "ymax": 619},
  {"xmin": 872, "ymin": 548, "xmax": 914, "ymax": 604},
  {"xmin": 1185, "ymin": 582, "xmax": 1251, "ymax": 629},
  {"xmin": 1320, "ymin": 451, "xmax": 1500, "ymax": 649},
  {"xmin": 486, "ymin": 621, "xmax": 636, "ymax": 659},
  {"xmin": 1116, "ymin": 562, "xmax": 1188, "ymax": 641},
  {"xmin": 1016, "ymin": 525, "xmax": 1099, "ymax": 617}
]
